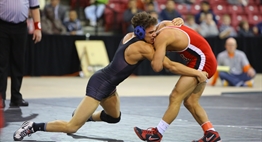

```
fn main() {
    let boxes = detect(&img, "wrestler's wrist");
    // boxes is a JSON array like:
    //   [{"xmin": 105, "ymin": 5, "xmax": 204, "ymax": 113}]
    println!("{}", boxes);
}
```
[{"xmin": 34, "ymin": 22, "xmax": 41, "ymax": 30}]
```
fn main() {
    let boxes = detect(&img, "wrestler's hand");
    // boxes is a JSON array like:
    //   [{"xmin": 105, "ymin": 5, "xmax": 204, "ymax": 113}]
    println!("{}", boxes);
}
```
[
  {"xmin": 197, "ymin": 71, "xmax": 208, "ymax": 83},
  {"xmin": 171, "ymin": 17, "xmax": 184, "ymax": 26}
]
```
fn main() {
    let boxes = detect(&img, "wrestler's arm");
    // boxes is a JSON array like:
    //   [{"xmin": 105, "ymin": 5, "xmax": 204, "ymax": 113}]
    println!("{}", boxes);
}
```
[
  {"xmin": 142, "ymin": 44, "xmax": 208, "ymax": 81},
  {"xmin": 172, "ymin": 17, "xmax": 184, "ymax": 26},
  {"xmin": 163, "ymin": 57, "xmax": 208, "ymax": 82},
  {"xmin": 151, "ymin": 32, "xmax": 169, "ymax": 72}
]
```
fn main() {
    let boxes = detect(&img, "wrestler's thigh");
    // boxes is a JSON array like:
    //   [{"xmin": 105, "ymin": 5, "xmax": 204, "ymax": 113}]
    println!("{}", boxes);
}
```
[
  {"xmin": 184, "ymin": 82, "xmax": 206, "ymax": 102},
  {"xmin": 173, "ymin": 76, "xmax": 198, "ymax": 98},
  {"xmin": 70, "ymin": 96, "xmax": 100, "ymax": 126},
  {"xmin": 100, "ymin": 92, "xmax": 120, "ymax": 118}
]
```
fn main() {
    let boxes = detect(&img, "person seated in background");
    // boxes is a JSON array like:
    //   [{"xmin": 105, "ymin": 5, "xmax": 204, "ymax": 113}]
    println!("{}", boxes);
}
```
[
  {"xmin": 197, "ymin": 13, "xmax": 219, "ymax": 37},
  {"xmin": 195, "ymin": 0, "xmax": 217, "ymax": 25},
  {"xmin": 148, "ymin": 10, "xmax": 161, "ymax": 23},
  {"xmin": 143, "ymin": 0, "xmax": 160, "ymax": 13},
  {"xmin": 219, "ymin": 14, "xmax": 237, "ymax": 39},
  {"xmin": 237, "ymin": 20, "xmax": 255, "ymax": 37},
  {"xmin": 174, "ymin": 0, "xmax": 196, "ymax": 10},
  {"xmin": 123, "ymin": 0, "xmax": 143, "ymax": 33},
  {"xmin": 41, "ymin": 6, "xmax": 67, "ymax": 35},
  {"xmin": 159, "ymin": 0, "xmax": 182, "ymax": 21},
  {"xmin": 64, "ymin": 10, "xmax": 84, "ymax": 35},
  {"xmin": 184, "ymin": 14, "xmax": 198, "ymax": 31},
  {"xmin": 84, "ymin": 0, "xmax": 108, "ymax": 26},
  {"xmin": 44, "ymin": 0, "xmax": 67, "ymax": 22},
  {"xmin": 253, "ymin": 21, "xmax": 262, "ymax": 36},
  {"xmin": 215, "ymin": 37, "xmax": 256, "ymax": 87}
]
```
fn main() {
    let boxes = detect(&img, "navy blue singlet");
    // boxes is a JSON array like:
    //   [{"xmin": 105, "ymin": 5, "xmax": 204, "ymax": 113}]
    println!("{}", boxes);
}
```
[{"xmin": 86, "ymin": 36, "xmax": 142, "ymax": 101}]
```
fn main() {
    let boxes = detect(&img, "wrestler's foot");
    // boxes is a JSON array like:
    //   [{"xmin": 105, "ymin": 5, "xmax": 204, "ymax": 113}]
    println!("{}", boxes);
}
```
[
  {"xmin": 134, "ymin": 127, "xmax": 162, "ymax": 142},
  {"xmin": 192, "ymin": 130, "xmax": 221, "ymax": 142},
  {"xmin": 13, "ymin": 121, "xmax": 35, "ymax": 141}
]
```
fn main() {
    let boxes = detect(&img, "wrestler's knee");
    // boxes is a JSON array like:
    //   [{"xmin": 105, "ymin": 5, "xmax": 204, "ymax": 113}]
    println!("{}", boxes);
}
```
[
  {"xmin": 183, "ymin": 99, "xmax": 196, "ymax": 110},
  {"xmin": 66, "ymin": 121, "xmax": 83, "ymax": 133},
  {"xmin": 100, "ymin": 110, "xmax": 121, "ymax": 123},
  {"xmin": 169, "ymin": 89, "xmax": 184, "ymax": 102}
]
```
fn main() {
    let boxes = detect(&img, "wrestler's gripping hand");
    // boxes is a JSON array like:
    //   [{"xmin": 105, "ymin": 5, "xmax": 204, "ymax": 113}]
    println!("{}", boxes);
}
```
[
  {"xmin": 171, "ymin": 17, "xmax": 184, "ymax": 26},
  {"xmin": 197, "ymin": 71, "xmax": 208, "ymax": 83}
]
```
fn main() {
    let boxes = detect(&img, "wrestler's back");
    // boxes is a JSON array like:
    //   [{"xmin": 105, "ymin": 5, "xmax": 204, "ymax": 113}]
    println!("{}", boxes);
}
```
[{"xmin": 164, "ymin": 28, "xmax": 189, "ymax": 51}]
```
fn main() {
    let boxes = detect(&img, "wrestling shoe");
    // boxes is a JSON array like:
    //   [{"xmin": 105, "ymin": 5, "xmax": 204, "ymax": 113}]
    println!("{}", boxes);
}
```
[
  {"xmin": 13, "ymin": 121, "xmax": 35, "ymax": 141},
  {"xmin": 192, "ymin": 130, "xmax": 221, "ymax": 142},
  {"xmin": 134, "ymin": 127, "xmax": 162, "ymax": 142}
]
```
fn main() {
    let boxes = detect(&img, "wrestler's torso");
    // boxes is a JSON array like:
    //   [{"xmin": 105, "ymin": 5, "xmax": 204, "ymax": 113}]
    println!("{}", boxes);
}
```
[
  {"xmin": 161, "ymin": 25, "xmax": 217, "ymax": 78},
  {"xmin": 85, "ymin": 36, "xmax": 143, "ymax": 100}
]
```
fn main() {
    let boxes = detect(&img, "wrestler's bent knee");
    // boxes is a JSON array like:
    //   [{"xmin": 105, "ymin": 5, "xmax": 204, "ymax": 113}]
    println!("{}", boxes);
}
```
[
  {"xmin": 183, "ymin": 100, "xmax": 193, "ymax": 110},
  {"xmin": 100, "ymin": 110, "xmax": 121, "ymax": 123},
  {"xmin": 66, "ymin": 123, "xmax": 81, "ymax": 133}
]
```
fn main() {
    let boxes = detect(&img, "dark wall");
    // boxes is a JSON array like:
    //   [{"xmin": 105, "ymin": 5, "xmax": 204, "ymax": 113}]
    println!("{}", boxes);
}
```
[{"xmin": 24, "ymin": 35, "xmax": 262, "ymax": 76}]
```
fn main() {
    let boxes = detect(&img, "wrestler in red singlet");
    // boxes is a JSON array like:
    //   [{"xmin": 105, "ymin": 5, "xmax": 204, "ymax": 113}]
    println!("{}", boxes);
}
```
[{"xmin": 165, "ymin": 25, "xmax": 217, "ymax": 79}]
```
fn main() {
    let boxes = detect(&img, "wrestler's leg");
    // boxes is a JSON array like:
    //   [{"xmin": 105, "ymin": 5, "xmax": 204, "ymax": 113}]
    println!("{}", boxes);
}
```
[
  {"xmin": 134, "ymin": 76, "xmax": 198, "ymax": 140},
  {"xmin": 185, "ymin": 82, "xmax": 222, "ymax": 141},
  {"xmin": 45, "ymin": 96, "xmax": 100, "ymax": 133},
  {"xmin": 89, "ymin": 92, "xmax": 121, "ymax": 122},
  {"xmin": 162, "ymin": 76, "xmax": 198, "ymax": 124},
  {"xmin": 183, "ymin": 82, "xmax": 208, "ymax": 125}
]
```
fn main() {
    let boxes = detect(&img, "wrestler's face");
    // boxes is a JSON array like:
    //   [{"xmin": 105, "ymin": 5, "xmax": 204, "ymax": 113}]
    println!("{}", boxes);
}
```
[{"xmin": 144, "ymin": 25, "xmax": 156, "ymax": 44}]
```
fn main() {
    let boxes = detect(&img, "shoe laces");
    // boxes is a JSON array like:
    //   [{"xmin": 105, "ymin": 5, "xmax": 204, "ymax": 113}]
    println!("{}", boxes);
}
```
[
  {"xmin": 144, "ymin": 127, "xmax": 158, "ymax": 135},
  {"xmin": 20, "ymin": 126, "xmax": 33, "ymax": 138}
]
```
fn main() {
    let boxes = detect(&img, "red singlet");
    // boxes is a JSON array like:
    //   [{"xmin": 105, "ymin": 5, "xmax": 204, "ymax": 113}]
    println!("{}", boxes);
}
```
[{"xmin": 166, "ymin": 25, "xmax": 217, "ymax": 78}]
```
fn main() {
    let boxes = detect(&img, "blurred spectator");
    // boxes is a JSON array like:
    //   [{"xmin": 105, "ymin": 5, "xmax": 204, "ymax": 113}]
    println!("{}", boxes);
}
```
[
  {"xmin": 219, "ymin": 14, "xmax": 237, "ymax": 39},
  {"xmin": 216, "ymin": 37, "xmax": 256, "ymax": 87},
  {"xmin": 84, "ymin": 0, "xmax": 108, "ymax": 26},
  {"xmin": 143, "ymin": 0, "xmax": 160, "ymax": 13},
  {"xmin": 184, "ymin": 14, "xmax": 198, "ymax": 31},
  {"xmin": 148, "ymin": 10, "xmax": 161, "ymax": 23},
  {"xmin": 136, "ymin": 0, "xmax": 146, "ymax": 10},
  {"xmin": 27, "ymin": 11, "xmax": 35, "ymax": 34},
  {"xmin": 70, "ymin": 0, "xmax": 90, "ymax": 20},
  {"xmin": 237, "ymin": 20, "xmax": 255, "ymax": 37},
  {"xmin": 253, "ymin": 21, "xmax": 262, "ymax": 36},
  {"xmin": 195, "ymin": 1, "xmax": 217, "ymax": 24},
  {"xmin": 174, "ymin": 0, "xmax": 196, "ymax": 10},
  {"xmin": 41, "ymin": 6, "xmax": 67, "ymax": 35},
  {"xmin": 123, "ymin": 0, "xmax": 143, "ymax": 32},
  {"xmin": 64, "ymin": 10, "xmax": 83, "ymax": 35},
  {"xmin": 70, "ymin": 0, "xmax": 90, "ymax": 9},
  {"xmin": 197, "ymin": 13, "xmax": 219, "ymax": 37},
  {"xmin": 159, "ymin": 0, "xmax": 182, "ymax": 21},
  {"xmin": 174, "ymin": 0, "xmax": 196, "ymax": 4},
  {"xmin": 44, "ymin": 0, "xmax": 67, "ymax": 22},
  {"xmin": 227, "ymin": 0, "xmax": 248, "ymax": 6}
]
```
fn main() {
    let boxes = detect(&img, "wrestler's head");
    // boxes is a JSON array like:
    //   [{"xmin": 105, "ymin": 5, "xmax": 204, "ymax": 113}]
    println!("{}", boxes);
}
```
[{"xmin": 131, "ymin": 11, "xmax": 157, "ymax": 44}]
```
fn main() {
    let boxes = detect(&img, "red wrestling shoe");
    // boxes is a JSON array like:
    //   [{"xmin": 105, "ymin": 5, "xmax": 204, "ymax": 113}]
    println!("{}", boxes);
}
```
[
  {"xmin": 192, "ymin": 130, "xmax": 221, "ymax": 142},
  {"xmin": 134, "ymin": 127, "xmax": 162, "ymax": 142}
]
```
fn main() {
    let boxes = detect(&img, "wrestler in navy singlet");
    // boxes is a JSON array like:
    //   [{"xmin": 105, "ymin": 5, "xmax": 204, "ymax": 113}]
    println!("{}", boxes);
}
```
[{"xmin": 86, "ymin": 36, "xmax": 143, "ymax": 101}]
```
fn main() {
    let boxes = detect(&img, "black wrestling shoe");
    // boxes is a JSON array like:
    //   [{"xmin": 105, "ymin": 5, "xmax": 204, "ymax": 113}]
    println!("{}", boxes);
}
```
[{"xmin": 10, "ymin": 99, "xmax": 29, "ymax": 107}]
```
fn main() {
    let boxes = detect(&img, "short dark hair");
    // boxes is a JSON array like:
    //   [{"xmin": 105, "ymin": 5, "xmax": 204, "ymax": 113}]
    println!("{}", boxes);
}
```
[{"xmin": 131, "ymin": 11, "xmax": 157, "ymax": 29}]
